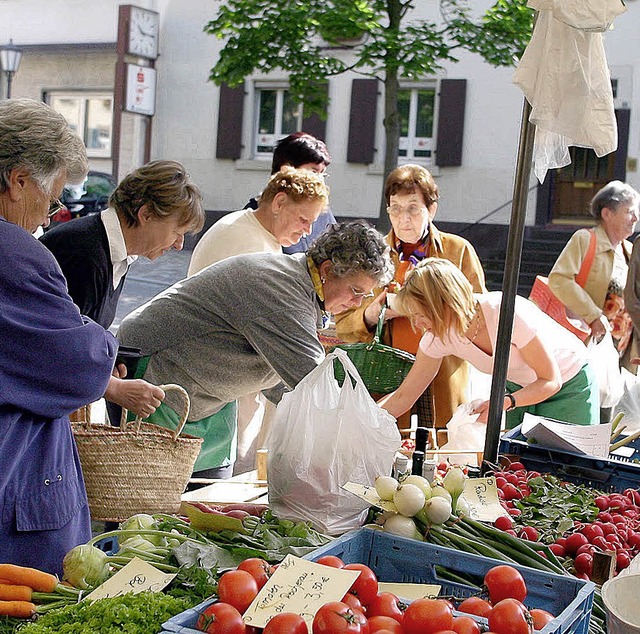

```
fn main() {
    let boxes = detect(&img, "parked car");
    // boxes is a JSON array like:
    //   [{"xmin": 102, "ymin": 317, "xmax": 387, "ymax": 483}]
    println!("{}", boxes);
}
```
[{"xmin": 50, "ymin": 170, "xmax": 117, "ymax": 224}]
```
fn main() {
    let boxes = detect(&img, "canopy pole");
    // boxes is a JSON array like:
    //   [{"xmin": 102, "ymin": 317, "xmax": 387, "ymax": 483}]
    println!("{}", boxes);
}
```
[{"xmin": 482, "ymin": 97, "xmax": 536, "ymax": 468}]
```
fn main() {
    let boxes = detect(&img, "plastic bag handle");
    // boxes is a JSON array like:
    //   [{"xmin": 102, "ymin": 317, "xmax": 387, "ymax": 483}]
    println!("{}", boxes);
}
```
[
  {"xmin": 329, "ymin": 348, "xmax": 371, "ymax": 394},
  {"xmin": 120, "ymin": 383, "xmax": 191, "ymax": 441},
  {"xmin": 373, "ymin": 306, "xmax": 386, "ymax": 343}
]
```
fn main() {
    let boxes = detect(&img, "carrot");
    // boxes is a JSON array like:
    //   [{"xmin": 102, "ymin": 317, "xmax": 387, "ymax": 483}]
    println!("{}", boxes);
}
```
[
  {"xmin": 0, "ymin": 565, "xmax": 57, "ymax": 593},
  {"xmin": 0, "ymin": 583, "xmax": 32, "ymax": 602},
  {"xmin": 0, "ymin": 600, "xmax": 36, "ymax": 618}
]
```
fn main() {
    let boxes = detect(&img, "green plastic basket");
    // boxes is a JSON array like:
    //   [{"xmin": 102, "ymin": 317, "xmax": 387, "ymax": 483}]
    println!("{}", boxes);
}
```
[{"xmin": 332, "ymin": 308, "xmax": 415, "ymax": 394}]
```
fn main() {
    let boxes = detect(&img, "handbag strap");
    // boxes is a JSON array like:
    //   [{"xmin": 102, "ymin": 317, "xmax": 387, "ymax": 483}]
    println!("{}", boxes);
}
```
[
  {"xmin": 575, "ymin": 229, "xmax": 596, "ymax": 288},
  {"xmin": 374, "ymin": 307, "xmax": 386, "ymax": 343}
]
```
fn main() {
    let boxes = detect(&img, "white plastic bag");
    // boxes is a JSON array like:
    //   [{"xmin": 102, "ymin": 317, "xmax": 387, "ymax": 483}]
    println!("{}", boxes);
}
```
[
  {"xmin": 588, "ymin": 332, "xmax": 625, "ymax": 409},
  {"xmin": 267, "ymin": 349, "xmax": 401, "ymax": 535},
  {"xmin": 612, "ymin": 369, "xmax": 640, "ymax": 433},
  {"xmin": 440, "ymin": 402, "xmax": 487, "ymax": 466}
]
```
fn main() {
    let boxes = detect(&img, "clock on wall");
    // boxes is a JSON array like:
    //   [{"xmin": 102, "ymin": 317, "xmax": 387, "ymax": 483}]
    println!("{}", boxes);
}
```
[{"xmin": 126, "ymin": 5, "xmax": 159, "ymax": 60}]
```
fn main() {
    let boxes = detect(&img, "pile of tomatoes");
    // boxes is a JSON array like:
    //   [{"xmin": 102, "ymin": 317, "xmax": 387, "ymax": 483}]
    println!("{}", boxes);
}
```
[{"xmin": 195, "ymin": 555, "xmax": 555, "ymax": 634}]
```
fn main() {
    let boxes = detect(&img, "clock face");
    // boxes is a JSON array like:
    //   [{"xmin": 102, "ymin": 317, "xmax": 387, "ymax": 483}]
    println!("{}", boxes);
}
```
[{"xmin": 128, "ymin": 6, "xmax": 159, "ymax": 59}]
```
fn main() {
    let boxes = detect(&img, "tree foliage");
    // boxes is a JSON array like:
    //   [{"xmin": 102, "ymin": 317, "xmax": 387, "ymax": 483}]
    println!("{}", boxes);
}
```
[{"xmin": 205, "ymin": 0, "xmax": 534, "ymax": 225}]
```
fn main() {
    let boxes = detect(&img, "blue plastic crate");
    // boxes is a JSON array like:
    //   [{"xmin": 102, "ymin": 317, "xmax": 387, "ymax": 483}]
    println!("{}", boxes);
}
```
[
  {"xmin": 161, "ymin": 598, "xmax": 215, "ymax": 633},
  {"xmin": 304, "ymin": 528, "xmax": 595, "ymax": 634},
  {"xmin": 94, "ymin": 535, "xmax": 118, "ymax": 556},
  {"xmin": 499, "ymin": 424, "xmax": 640, "ymax": 492}
]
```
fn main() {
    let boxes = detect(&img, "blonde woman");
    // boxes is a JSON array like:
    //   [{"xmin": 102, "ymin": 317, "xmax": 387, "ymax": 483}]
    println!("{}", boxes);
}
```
[{"xmin": 379, "ymin": 259, "xmax": 599, "ymax": 428}]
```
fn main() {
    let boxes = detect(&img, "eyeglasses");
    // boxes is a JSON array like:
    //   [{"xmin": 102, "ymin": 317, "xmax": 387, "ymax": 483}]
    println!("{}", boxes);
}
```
[
  {"xmin": 48, "ymin": 198, "xmax": 65, "ymax": 218},
  {"xmin": 349, "ymin": 285, "xmax": 375, "ymax": 299},
  {"xmin": 386, "ymin": 203, "xmax": 426, "ymax": 218}
]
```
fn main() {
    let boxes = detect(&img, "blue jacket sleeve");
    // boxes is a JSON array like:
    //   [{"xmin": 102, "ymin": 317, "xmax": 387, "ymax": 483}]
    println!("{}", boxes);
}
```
[{"xmin": 0, "ymin": 235, "xmax": 117, "ymax": 419}]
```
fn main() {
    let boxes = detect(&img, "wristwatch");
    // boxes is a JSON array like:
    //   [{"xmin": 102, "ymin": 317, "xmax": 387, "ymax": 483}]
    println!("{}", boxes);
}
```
[{"xmin": 505, "ymin": 393, "xmax": 517, "ymax": 412}]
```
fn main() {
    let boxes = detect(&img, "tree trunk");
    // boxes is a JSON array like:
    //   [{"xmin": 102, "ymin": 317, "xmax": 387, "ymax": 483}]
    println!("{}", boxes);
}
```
[{"xmin": 378, "ymin": 69, "xmax": 400, "ymax": 233}]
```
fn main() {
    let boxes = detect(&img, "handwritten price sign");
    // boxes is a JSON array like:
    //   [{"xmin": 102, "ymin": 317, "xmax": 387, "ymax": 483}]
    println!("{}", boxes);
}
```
[
  {"xmin": 243, "ymin": 555, "xmax": 360, "ymax": 629},
  {"xmin": 463, "ymin": 477, "xmax": 510, "ymax": 522}
]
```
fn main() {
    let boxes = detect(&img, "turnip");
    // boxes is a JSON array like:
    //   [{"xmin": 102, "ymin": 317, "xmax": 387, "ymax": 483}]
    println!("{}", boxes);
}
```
[
  {"xmin": 430, "ymin": 485, "xmax": 452, "ymax": 503},
  {"xmin": 383, "ymin": 513, "xmax": 424, "ymax": 540},
  {"xmin": 422, "ymin": 495, "xmax": 452, "ymax": 525},
  {"xmin": 375, "ymin": 475, "xmax": 399, "ymax": 501}
]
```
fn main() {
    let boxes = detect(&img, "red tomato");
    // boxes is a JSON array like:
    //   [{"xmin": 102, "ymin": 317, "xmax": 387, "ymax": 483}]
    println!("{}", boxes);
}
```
[
  {"xmin": 487, "ymin": 599, "xmax": 533, "ymax": 634},
  {"xmin": 217, "ymin": 570, "xmax": 259, "ymax": 614},
  {"xmin": 457, "ymin": 597, "xmax": 492, "ymax": 619},
  {"xmin": 237, "ymin": 558, "xmax": 272, "ymax": 589},
  {"xmin": 343, "ymin": 563, "xmax": 379, "ymax": 606},
  {"xmin": 451, "ymin": 615, "xmax": 481, "ymax": 634},
  {"xmin": 484, "ymin": 565, "xmax": 527, "ymax": 603},
  {"xmin": 263, "ymin": 613, "xmax": 308, "ymax": 634},
  {"xmin": 368, "ymin": 616, "xmax": 404, "ymax": 634},
  {"xmin": 196, "ymin": 602, "xmax": 246, "ymax": 634},
  {"xmin": 316, "ymin": 555, "xmax": 345, "ymax": 568},
  {"xmin": 313, "ymin": 602, "xmax": 367, "ymax": 634},
  {"xmin": 403, "ymin": 598, "xmax": 453, "ymax": 634},
  {"xmin": 530, "ymin": 608, "xmax": 555, "ymax": 630},
  {"xmin": 366, "ymin": 592, "xmax": 405, "ymax": 623},
  {"xmin": 342, "ymin": 593, "xmax": 365, "ymax": 614}
]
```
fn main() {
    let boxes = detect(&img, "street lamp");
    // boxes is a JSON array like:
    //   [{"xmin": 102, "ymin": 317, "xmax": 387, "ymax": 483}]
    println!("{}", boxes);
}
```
[{"xmin": 0, "ymin": 40, "xmax": 23, "ymax": 99}]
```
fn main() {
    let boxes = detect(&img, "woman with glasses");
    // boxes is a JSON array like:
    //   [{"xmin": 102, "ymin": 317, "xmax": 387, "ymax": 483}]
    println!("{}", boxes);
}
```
[
  {"xmin": 117, "ymin": 221, "xmax": 393, "ymax": 479},
  {"xmin": 335, "ymin": 164, "xmax": 486, "ymax": 437},
  {"xmin": 379, "ymin": 259, "xmax": 598, "ymax": 429},
  {"xmin": 0, "ymin": 98, "xmax": 117, "ymax": 575}
]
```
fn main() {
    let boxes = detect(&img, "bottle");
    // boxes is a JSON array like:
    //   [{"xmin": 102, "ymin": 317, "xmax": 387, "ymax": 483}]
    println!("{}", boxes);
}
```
[
  {"xmin": 392, "ymin": 454, "xmax": 410, "ymax": 483},
  {"xmin": 415, "ymin": 427, "xmax": 429, "ymax": 453},
  {"xmin": 412, "ymin": 450, "xmax": 425, "ymax": 476},
  {"xmin": 422, "ymin": 459, "xmax": 437, "ymax": 483}
]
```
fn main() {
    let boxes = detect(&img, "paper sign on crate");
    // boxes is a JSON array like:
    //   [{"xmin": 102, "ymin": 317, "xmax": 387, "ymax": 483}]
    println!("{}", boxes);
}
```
[
  {"xmin": 243, "ymin": 555, "xmax": 360, "ymax": 629},
  {"xmin": 342, "ymin": 482, "xmax": 397, "ymax": 512},
  {"xmin": 378, "ymin": 582, "xmax": 441, "ymax": 600},
  {"xmin": 463, "ymin": 477, "xmax": 510, "ymax": 523},
  {"xmin": 86, "ymin": 557, "xmax": 176, "ymax": 601}
]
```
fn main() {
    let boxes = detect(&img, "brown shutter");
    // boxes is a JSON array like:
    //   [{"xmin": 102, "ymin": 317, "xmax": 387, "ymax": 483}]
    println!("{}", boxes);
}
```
[
  {"xmin": 301, "ymin": 84, "xmax": 328, "ymax": 140},
  {"xmin": 435, "ymin": 79, "xmax": 466, "ymax": 167},
  {"xmin": 216, "ymin": 83, "xmax": 245, "ymax": 160},
  {"xmin": 613, "ymin": 108, "xmax": 630, "ymax": 180},
  {"xmin": 347, "ymin": 78, "xmax": 378, "ymax": 164}
]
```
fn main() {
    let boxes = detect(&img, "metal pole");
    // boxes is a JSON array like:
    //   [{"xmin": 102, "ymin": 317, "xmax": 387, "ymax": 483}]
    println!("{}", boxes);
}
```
[
  {"xmin": 482, "ymin": 97, "xmax": 535, "ymax": 467},
  {"xmin": 5, "ymin": 72, "xmax": 12, "ymax": 99}
]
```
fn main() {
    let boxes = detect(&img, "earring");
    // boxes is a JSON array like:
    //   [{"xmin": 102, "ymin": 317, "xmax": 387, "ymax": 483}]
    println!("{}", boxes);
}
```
[{"xmin": 321, "ymin": 276, "xmax": 326, "ymax": 284}]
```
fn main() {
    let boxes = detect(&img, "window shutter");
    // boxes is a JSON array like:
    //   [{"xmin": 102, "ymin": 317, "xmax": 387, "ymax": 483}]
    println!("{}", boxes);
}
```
[
  {"xmin": 435, "ymin": 79, "xmax": 466, "ymax": 167},
  {"xmin": 347, "ymin": 78, "xmax": 378, "ymax": 164},
  {"xmin": 613, "ymin": 109, "xmax": 630, "ymax": 180},
  {"xmin": 301, "ymin": 84, "xmax": 328, "ymax": 140},
  {"xmin": 216, "ymin": 83, "xmax": 244, "ymax": 160}
]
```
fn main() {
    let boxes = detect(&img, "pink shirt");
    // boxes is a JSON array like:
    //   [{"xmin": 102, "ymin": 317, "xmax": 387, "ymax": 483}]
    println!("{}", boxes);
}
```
[{"xmin": 419, "ymin": 292, "xmax": 588, "ymax": 387}]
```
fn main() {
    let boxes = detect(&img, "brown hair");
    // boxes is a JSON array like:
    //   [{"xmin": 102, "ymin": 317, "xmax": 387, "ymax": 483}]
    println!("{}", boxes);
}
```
[
  {"xmin": 259, "ymin": 165, "xmax": 329, "ymax": 208},
  {"xmin": 384, "ymin": 164, "xmax": 439, "ymax": 207},
  {"xmin": 110, "ymin": 160, "xmax": 205, "ymax": 231}
]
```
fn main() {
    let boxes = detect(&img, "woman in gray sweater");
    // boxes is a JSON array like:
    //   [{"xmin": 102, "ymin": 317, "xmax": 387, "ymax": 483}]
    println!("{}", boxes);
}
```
[{"xmin": 117, "ymin": 221, "xmax": 393, "ymax": 478}]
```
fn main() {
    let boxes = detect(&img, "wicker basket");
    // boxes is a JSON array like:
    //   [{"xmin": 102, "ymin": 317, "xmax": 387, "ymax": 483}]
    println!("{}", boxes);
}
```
[
  {"xmin": 332, "ymin": 308, "xmax": 415, "ymax": 394},
  {"xmin": 72, "ymin": 384, "xmax": 203, "ymax": 522}
]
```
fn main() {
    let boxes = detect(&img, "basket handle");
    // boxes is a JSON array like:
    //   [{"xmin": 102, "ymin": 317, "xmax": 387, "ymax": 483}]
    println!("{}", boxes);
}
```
[
  {"xmin": 120, "ymin": 383, "xmax": 191, "ymax": 441},
  {"xmin": 373, "ymin": 306, "xmax": 386, "ymax": 343}
]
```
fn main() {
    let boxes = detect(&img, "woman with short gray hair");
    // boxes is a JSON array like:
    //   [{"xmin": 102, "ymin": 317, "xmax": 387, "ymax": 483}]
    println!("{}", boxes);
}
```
[
  {"xmin": 0, "ymin": 98, "xmax": 117, "ymax": 575},
  {"xmin": 117, "ymin": 221, "xmax": 392, "ymax": 479},
  {"xmin": 549, "ymin": 180, "xmax": 640, "ymax": 384}
]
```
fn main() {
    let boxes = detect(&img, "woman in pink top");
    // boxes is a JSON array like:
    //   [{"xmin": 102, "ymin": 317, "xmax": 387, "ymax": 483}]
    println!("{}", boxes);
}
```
[{"xmin": 379, "ymin": 259, "xmax": 599, "ymax": 428}]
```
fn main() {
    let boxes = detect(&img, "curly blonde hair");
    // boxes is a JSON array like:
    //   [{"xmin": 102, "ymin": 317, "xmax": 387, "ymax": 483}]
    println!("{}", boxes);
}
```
[{"xmin": 259, "ymin": 165, "xmax": 329, "ymax": 209}]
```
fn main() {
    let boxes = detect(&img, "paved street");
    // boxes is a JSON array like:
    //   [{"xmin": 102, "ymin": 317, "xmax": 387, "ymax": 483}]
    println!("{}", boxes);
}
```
[{"xmin": 111, "ymin": 248, "xmax": 191, "ymax": 332}]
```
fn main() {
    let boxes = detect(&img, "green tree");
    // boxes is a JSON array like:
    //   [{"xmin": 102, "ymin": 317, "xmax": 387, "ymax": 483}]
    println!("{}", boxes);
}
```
[{"xmin": 205, "ymin": 0, "xmax": 533, "ymax": 230}]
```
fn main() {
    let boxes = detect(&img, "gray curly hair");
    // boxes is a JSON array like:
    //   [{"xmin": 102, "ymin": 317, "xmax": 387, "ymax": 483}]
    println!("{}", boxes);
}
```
[
  {"xmin": 591, "ymin": 180, "xmax": 640, "ymax": 220},
  {"xmin": 308, "ymin": 220, "xmax": 393, "ymax": 284},
  {"xmin": 0, "ymin": 98, "xmax": 88, "ymax": 195}
]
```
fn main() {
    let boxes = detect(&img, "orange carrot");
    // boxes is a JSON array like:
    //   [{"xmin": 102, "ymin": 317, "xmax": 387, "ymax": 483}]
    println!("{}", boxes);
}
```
[
  {"xmin": 0, "ymin": 583, "xmax": 32, "ymax": 602},
  {"xmin": 0, "ymin": 565, "xmax": 57, "ymax": 593},
  {"xmin": 0, "ymin": 600, "xmax": 36, "ymax": 618}
]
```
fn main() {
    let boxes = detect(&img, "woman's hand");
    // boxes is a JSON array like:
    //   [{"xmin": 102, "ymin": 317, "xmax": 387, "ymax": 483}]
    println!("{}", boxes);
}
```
[
  {"xmin": 112, "ymin": 362, "xmax": 127, "ymax": 379},
  {"xmin": 364, "ymin": 289, "xmax": 388, "ymax": 329},
  {"xmin": 104, "ymin": 377, "xmax": 165, "ymax": 419},
  {"xmin": 472, "ymin": 397, "xmax": 515, "ymax": 423},
  {"xmin": 589, "ymin": 314, "xmax": 610, "ymax": 342}
]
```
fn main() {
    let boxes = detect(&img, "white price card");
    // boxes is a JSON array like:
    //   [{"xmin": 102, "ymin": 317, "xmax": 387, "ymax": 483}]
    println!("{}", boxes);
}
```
[
  {"xmin": 342, "ymin": 481, "xmax": 398, "ymax": 513},
  {"xmin": 378, "ymin": 582, "xmax": 441, "ymax": 600},
  {"xmin": 242, "ymin": 555, "xmax": 360, "ymax": 630},
  {"xmin": 463, "ymin": 477, "xmax": 510, "ymax": 523},
  {"xmin": 85, "ymin": 557, "xmax": 176, "ymax": 601}
]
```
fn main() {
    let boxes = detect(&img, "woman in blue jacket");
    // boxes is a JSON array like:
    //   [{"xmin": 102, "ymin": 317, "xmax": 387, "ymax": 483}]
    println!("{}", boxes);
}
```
[{"xmin": 0, "ymin": 98, "xmax": 117, "ymax": 576}]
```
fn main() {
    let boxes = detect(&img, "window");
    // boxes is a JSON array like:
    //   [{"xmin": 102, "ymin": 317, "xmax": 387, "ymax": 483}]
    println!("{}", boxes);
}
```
[
  {"xmin": 254, "ymin": 86, "xmax": 302, "ymax": 158},
  {"xmin": 397, "ymin": 86, "xmax": 436, "ymax": 165},
  {"xmin": 47, "ymin": 93, "xmax": 113, "ymax": 158}
]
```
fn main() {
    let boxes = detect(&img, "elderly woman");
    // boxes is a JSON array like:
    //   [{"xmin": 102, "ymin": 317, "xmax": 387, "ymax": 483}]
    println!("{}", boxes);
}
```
[
  {"xmin": 335, "ymin": 164, "xmax": 485, "ymax": 433},
  {"xmin": 0, "ymin": 98, "xmax": 117, "ymax": 574},
  {"xmin": 188, "ymin": 166, "xmax": 328, "ymax": 275},
  {"xmin": 549, "ymin": 181, "xmax": 640, "ymax": 358},
  {"xmin": 379, "ymin": 259, "xmax": 599, "ymax": 429},
  {"xmin": 187, "ymin": 166, "xmax": 329, "ymax": 473},
  {"xmin": 41, "ymin": 160, "xmax": 205, "ymax": 419},
  {"xmin": 118, "ymin": 221, "xmax": 393, "ymax": 478}
]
